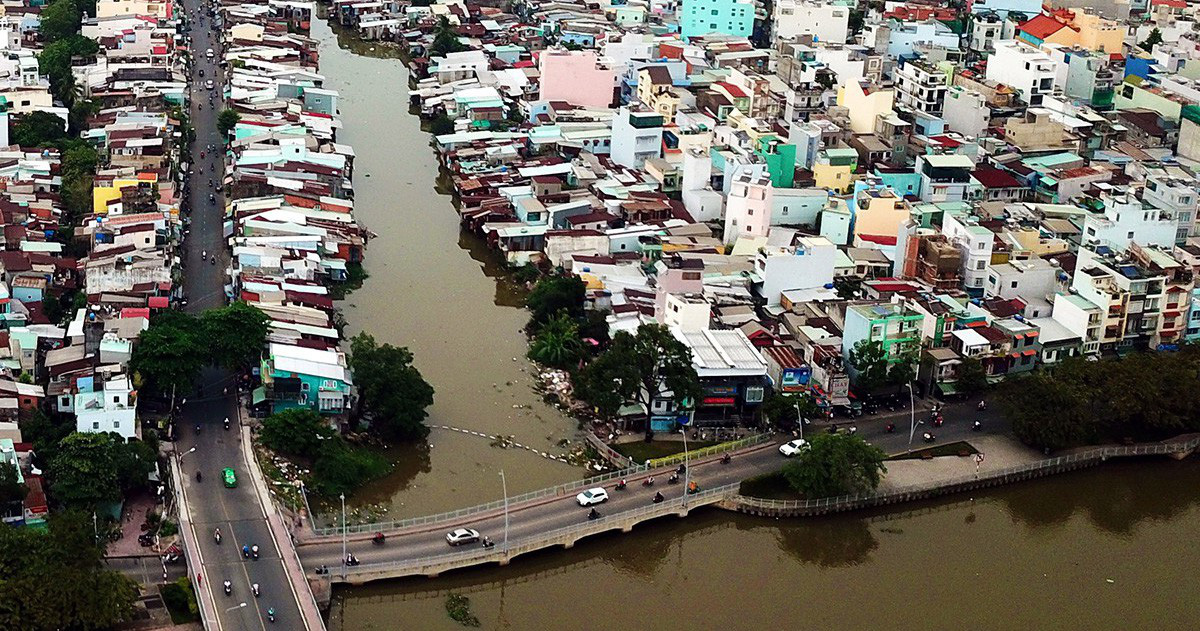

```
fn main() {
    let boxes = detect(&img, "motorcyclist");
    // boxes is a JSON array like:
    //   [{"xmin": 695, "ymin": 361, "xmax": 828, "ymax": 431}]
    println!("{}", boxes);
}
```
[
  {"xmin": 653, "ymin": 491, "xmax": 664, "ymax": 503},
  {"xmin": 214, "ymin": 528, "xmax": 221, "ymax": 543},
  {"xmin": 588, "ymin": 508, "xmax": 600, "ymax": 519},
  {"xmin": 195, "ymin": 470, "xmax": 202, "ymax": 482},
  {"xmin": 223, "ymin": 580, "xmax": 231, "ymax": 595},
  {"xmin": 252, "ymin": 583, "xmax": 260, "ymax": 597},
  {"xmin": 242, "ymin": 544, "xmax": 250, "ymax": 558},
  {"xmin": 251, "ymin": 544, "xmax": 259, "ymax": 559}
]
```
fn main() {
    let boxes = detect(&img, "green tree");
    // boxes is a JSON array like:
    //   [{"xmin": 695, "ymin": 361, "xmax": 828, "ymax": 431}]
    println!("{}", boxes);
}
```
[
  {"xmin": 38, "ymin": 0, "xmax": 82, "ymax": 43},
  {"xmin": 430, "ymin": 16, "xmax": 467, "ymax": 57},
  {"xmin": 112, "ymin": 439, "xmax": 156, "ymax": 495},
  {"xmin": 848, "ymin": 340, "xmax": 889, "ymax": 394},
  {"xmin": 216, "ymin": 108, "xmax": 240, "ymax": 136},
  {"xmin": 760, "ymin": 392, "xmax": 820, "ymax": 432},
  {"xmin": 0, "ymin": 510, "xmax": 138, "ymax": 629},
  {"xmin": 886, "ymin": 348, "xmax": 918, "ymax": 388},
  {"xmin": 201, "ymin": 302, "xmax": 270, "ymax": 370},
  {"xmin": 308, "ymin": 441, "xmax": 388, "ymax": 496},
  {"xmin": 21, "ymin": 409, "xmax": 73, "ymax": 469},
  {"xmin": 0, "ymin": 462, "xmax": 25, "ymax": 505},
  {"xmin": 1140, "ymin": 28, "xmax": 1163, "ymax": 52},
  {"xmin": 525, "ymin": 273, "xmax": 586, "ymax": 330},
  {"xmin": 349, "ymin": 332, "xmax": 435, "ymax": 441},
  {"xmin": 260, "ymin": 408, "xmax": 336, "ymax": 460},
  {"xmin": 527, "ymin": 311, "xmax": 584, "ymax": 369},
  {"xmin": 47, "ymin": 432, "xmax": 122, "ymax": 508},
  {"xmin": 429, "ymin": 113, "xmax": 455, "ymax": 135},
  {"xmin": 130, "ymin": 311, "xmax": 206, "ymax": 397},
  {"xmin": 956, "ymin": 356, "xmax": 988, "ymax": 396},
  {"xmin": 781, "ymin": 433, "xmax": 887, "ymax": 498},
  {"xmin": 575, "ymin": 324, "xmax": 700, "ymax": 437},
  {"xmin": 10, "ymin": 111, "xmax": 67, "ymax": 147}
]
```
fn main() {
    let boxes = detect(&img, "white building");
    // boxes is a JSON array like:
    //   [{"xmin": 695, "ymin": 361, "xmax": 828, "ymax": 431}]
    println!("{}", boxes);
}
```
[
  {"xmin": 985, "ymin": 40, "xmax": 1057, "ymax": 106},
  {"xmin": 754, "ymin": 233, "xmax": 837, "ymax": 306},
  {"xmin": 1142, "ymin": 174, "xmax": 1198, "ymax": 244},
  {"xmin": 681, "ymin": 146, "xmax": 724, "ymax": 222},
  {"xmin": 660, "ymin": 293, "xmax": 712, "ymax": 331},
  {"xmin": 942, "ymin": 86, "xmax": 990, "ymax": 138},
  {"xmin": 942, "ymin": 212, "xmax": 994, "ymax": 291},
  {"xmin": 894, "ymin": 58, "xmax": 948, "ymax": 116},
  {"xmin": 74, "ymin": 376, "xmax": 138, "ymax": 440},
  {"xmin": 1081, "ymin": 193, "xmax": 1178, "ymax": 251},
  {"xmin": 984, "ymin": 257, "xmax": 1058, "ymax": 303},
  {"xmin": 772, "ymin": 0, "xmax": 851, "ymax": 45},
  {"xmin": 610, "ymin": 107, "xmax": 664, "ymax": 169}
]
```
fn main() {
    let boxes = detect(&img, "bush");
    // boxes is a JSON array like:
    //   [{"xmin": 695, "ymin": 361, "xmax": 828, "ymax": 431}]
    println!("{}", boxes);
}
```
[
  {"xmin": 445, "ymin": 593, "xmax": 480, "ymax": 627},
  {"xmin": 160, "ymin": 577, "xmax": 199, "ymax": 623},
  {"xmin": 309, "ymin": 442, "xmax": 389, "ymax": 497}
]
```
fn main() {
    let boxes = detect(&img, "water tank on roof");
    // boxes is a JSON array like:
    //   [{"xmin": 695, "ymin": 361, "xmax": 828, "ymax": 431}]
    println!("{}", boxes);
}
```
[
  {"xmin": 582, "ymin": 267, "xmax": 591, "ymax": 273},
  {"xmin": 1014, "ymin": 314, "xmax": 1025, "ymax": 322},
  {"xmin": 970, "ymin": 298, "xmax": 981, "ymax": 305},
  {"xmin": 824, "ymin": 283, "xmax": 835, "ymax": 289}
]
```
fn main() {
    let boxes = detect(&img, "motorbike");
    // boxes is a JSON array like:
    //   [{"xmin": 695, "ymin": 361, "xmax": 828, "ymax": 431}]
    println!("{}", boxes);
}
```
[
  {"xmin": 885, "ymin": 422, "xmax": 896, "ymax": 433},
  {"xmin": 210, "ymin": 257, "xmax": 216, "ymax": 265},
  {"xmin": 251, "ymin": 545, "xmax": 259, "ymax": 560},
  {"xmin": 721, "ymin": 453, "xmax": 731, "ymax": 465},
  {"xmin": 642, "ymin": 477, "xmax": 654, "ymax": 487},
  {"xmin": 932, "ymin": 416, "xmax": 943, "ymax": 428},
  {"xmin": 973, "ymin": 421, "xmax": 983, "ymax": 432},
  {"xmin": 481, "ymin": 538, "xmax": 495, "ymax": 549},
  {"xmin": 345, "ymin": 554, "xmax": 360, "ymax": 567},
  {"xmin": 372, "ymin": 532, "xmax": 385, "ymax": 546},
  {"xmin": 268, "ymin": 609, "xmax": 275, "ymax": 623},
  {"xmin": 923, "ymin": 432, "xmax": 936, "ymax": 444},
  {"xmin": 195, "ymin": 471, "xmax": 202, "ymax": 482},
  {"xmin": 615, "ymin": 479, "xmax": 627, "ymax": 490},
  {"xmin": 587, "ymin": 508, "xmax": 600, "ymax": 520},
  {"xmin": 242, "ymin": 545, "xmax": 250, "ymax": 559},
  {"xmin": 652, "ymin": 492, "xmax": 664, "ymax": 504},
  {"xmin": 223, "ymin": 581, "xmax": 231, "ymax": 596},
  {"xmin": 978, "ymin": 400, "xmax": 987, "ymax": 411},
  {"xmin": 224, "ymin": 417, "xmax": 230, "ymax": 430},
  {"xmin": 667, "ymin": 473, "xmax": 679, "ymax": 485},
  {"xmin": 138, "ymin": 533, "xmax": 155, "ymax": 547},
  {"xmin": 214, "ymin": 529, "xmax": 221, "ymax": 544},
  {"xmin": 252, "ymin": 583, "xmax": 260, "ymax": 598}
]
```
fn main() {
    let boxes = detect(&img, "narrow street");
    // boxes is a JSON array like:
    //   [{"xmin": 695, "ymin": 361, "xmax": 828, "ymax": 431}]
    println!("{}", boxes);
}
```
[{"xmin": 173, "ymin": 2, "xmax": 308, "ymax": 628}]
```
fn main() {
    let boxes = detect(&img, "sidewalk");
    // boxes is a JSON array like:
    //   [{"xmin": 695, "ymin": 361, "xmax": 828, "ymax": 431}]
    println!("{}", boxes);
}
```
[{"xmin": 879, "ymin": 434, "xmax": 1044, "ymax": 492}]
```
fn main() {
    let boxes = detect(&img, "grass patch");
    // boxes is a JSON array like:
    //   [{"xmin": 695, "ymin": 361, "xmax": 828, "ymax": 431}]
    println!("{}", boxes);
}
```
[
  {"xmin": 889, "ymin": 441, "xmax": 979, "ymax": 460},
  {"xmin": 445, "ymin": 593, "xmax": 480, "ymax": 627},
  {"xmin": 738, "ymin": 470, "xmax": 802, "ymax": 501},
  {"xmin": 612, "ymin": 440, "xmax": 718, "ymax": 464},
  {"xmin": 160, "ymin": 577, "xmax": 199, "ymax": 624}
]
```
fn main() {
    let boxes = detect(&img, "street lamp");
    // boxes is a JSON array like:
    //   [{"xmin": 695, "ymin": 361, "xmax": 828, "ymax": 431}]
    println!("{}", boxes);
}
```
[
  {"xmin": 498, "ymin": 470, "xmax": 510, "ymax": 552},
  {"xmin": 905, "ymin": 383, "xmax": 918, "ymax": 452},
  {"xmin": 224, "ymin": 602, "xmax": 247, "ymax": 613},
  {"xmin": 793, "ymin": 402, "xmax": 805, "ymax": 442},
  {"xmin": 681, "ymin": 406, "xmax": 694, "ymax": 505},
  {"xmin": 179, "ymin": 446, "xmax": 197, "ymax": 460},
  {"xmin": 339, "ymin": 493, "xmax": 347, "ymax": 579}
]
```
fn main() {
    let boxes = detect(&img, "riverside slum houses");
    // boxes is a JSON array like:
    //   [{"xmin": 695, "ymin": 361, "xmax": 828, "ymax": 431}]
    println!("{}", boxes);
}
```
[
  {"xmin": 218, "ymin": 0, "xmax": 361, "ymax": 421},
  {"xmin": 0, "ymin": 0, "xmax": 190, "ymax": 524},
  {"xmin": 367, "ymin": 0, "xmax": 1200, "ymax": 421}
]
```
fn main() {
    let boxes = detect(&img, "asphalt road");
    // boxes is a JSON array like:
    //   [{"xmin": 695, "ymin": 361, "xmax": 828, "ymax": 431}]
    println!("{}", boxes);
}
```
[
  {"xmin": 177, "ymin": 1, "xmax": 308, "ymax": 627},
  {"xmin": 297, "ymin": 400, "xmax": 1007, "ymax": 573}
]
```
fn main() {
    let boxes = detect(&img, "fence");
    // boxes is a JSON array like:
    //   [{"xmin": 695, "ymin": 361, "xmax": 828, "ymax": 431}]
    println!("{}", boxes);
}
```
[
  {"xmin": 309, "ymin": 434, "xmax": 771, "ymax": 536},
  {"xmin": 337, "ymin": 482, "xmax": 740, "ymax": 580},
  {"xmin": 732, "ymin": 437, "xmax": 1200, "ymax": 516}
]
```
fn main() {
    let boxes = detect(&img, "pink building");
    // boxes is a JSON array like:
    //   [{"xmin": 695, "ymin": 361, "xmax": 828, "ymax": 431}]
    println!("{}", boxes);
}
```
[
  {"xmin": 538, "ymin": 50, "xmax": 615, "ymax": 109},
  {"xmin": 723, "ymin": 174, "xmax": 773, "ymax": 245}
]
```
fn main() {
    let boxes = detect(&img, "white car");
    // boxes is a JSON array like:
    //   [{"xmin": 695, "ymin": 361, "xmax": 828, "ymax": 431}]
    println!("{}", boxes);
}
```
[
  {"xmin": 205, "ymin": 48, "xmax": 214, "ymax": 57},
  {"xmin": 779, "ymin": 439, "xmax": 810, "ymax": 457},
  {"xmin": 205, "ymin": 79, "xmax": 215, "ymax": 89},
  {"xmin": 575, "ymin": 487, "xmax": 609, "ymax": 506},
  {"xmin": 445, "ymin": 528, "xmax": 480, "ymax": 546}
]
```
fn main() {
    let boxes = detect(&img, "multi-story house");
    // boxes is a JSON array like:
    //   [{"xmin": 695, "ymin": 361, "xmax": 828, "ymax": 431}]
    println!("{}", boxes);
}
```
[
  {"xmin": 985, "ymin": 40, "xmax": 1057, "ymax": 106},
  {"xmin": 679, "ymin": 0, "xmax": 754, "ymax": 38},
  {"xmin": 942, "ymin": 211, "xmax": 995, "ymax": 292},
  {"xmin": 894, "ymin": 58, "xmax": 949, "ymax": 117},
  {"xmin": 1142, "ymin": 174, "xmax": 1198, "ymax": 245},
  {"xmin": 841, "ymin": 302, "xmax": 923, "ymax": 367},
  {"xmin": 610, "ymin": 107, "xmax": 664, "ymax": 169},
  {"xmin": 916, "ymin": 154, "xmax": 974, "ymax": 203},
  {"xmin": 1080, "ymin": 191, "xmax": 1178, "ymax": 251},
  {"xmin": 771, "ymin": 0, "xmax": 852, "ymax": 45},
  {"xmin": 259, "ymin": 343, "xmax": 353, "ymax": 417},
  {"xmin": 1071, "ymin": 246, "xmax": 1170, "ymax": 351}
]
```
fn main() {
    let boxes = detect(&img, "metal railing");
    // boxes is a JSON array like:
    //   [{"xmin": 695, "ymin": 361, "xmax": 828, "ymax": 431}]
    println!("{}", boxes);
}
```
[
  {"xmin": 733, "ymin": 437, "xmax": 1200, "ymax": 512},
  {"xmin": 339, "ymin": 482, "xmax": 741, "ymax": 578},
  {"xmin": 309, "ymin": 434, "xmax": 772, "ymax": 536},
  {"xmin": 647, "ymin": 433, "xmax": 771, "ymax": 468}
]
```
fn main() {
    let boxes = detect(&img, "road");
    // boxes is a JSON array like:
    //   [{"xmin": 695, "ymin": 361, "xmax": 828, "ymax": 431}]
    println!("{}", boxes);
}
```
[
  {"xmin": 297, "ymin": 403, "xmax": 1006, "ymax": 574},
  {"xmin": 175, "ymin": 0, "xmax": 308, "ymax": 627}
]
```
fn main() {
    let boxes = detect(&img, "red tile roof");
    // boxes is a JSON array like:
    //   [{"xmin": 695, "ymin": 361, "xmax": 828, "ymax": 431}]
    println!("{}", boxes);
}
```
[
  {"xmin": 714, "ymin": 82, "xmax": 748, "ymax": 98},
  {"xmin": 972, "ymin": 167, "xmax": 1022, "ymax": 189},
  {"xmin": 1019, "ymin": 14, "xmax": 1067, "ymax": 40}
]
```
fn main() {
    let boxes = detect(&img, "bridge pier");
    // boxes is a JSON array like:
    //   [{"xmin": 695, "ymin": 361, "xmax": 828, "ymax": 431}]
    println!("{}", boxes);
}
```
[
  {"xmin": 562, "ymin": 540, "xmax": 575, "ymax": 550},
  {"xmin": 621, "ymin": 524, "xmax": 633, "ymax": 533}
]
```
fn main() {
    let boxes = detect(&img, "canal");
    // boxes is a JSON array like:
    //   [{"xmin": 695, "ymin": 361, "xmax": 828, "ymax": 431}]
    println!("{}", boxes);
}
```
[
  {"xmin": 315, "ymin": 19, "xmax": 582, "ymax": 516},
  {"xmin": 329, "ymin": 458, "xmax": 1200, "ymax": 630}
]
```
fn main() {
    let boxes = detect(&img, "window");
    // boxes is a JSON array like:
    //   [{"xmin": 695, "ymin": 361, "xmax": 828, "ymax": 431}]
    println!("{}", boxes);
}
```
[
  {"xmin": 113, "ymin": 396, "xmax": 121, "ymax": 404},
  {"xmin": 747, "ymin": 208, "xmax": 753, "ymax": 216},
  {"xmin": 93, "ymin": 421, "xmax": 100, "ymax": 430},
  {"xmin": 976, "ymin": 261, "xmax": 986, "ymax": 270},
  {"xmin": 711, "ymin": 9, "xmax": 718, "ymax": 14},
  {"xmin": 1011, "ymin": 281, "xmax": 1018, "ymax": 288},
  {"xmin": 710, "ymin": 22, "xmax": 718, "ymax": 29},
  {"xmin": 744, "ymin": 386, "xmax": 764, "ymax": 403},
  {"xmin": 301, "ymin": 382, "xmax": 310, "ymax": 392},
  {"xmin": 114, "ymin": 421, "xmax": 120, "ymax": 429},
  {"xmin": 61, "ymin": 396, "xmax": 70, "ymax": 407},
  {"xmin": 1127, "ymin": 231, "xmax": 1135, "ymax": 239}
]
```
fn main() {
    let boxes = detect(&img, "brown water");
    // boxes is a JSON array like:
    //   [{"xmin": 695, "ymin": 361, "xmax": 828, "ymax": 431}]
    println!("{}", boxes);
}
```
[
  {"xmin": 328, "ymin": 458, "xmax": 1200, "ymax": 630},
  {"xmin": 316, "ymin": 20, "xmax": 581, "ymax": 516}
]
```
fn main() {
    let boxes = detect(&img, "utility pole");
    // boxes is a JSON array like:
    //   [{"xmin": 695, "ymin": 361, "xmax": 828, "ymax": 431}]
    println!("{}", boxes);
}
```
[
  {"xmin": 499, "ymin": 470, "xmax": 509, "ymax": 552},
  {"xmin": 339, "ymin": 493, "xmax": 347, "ymax": 579}
]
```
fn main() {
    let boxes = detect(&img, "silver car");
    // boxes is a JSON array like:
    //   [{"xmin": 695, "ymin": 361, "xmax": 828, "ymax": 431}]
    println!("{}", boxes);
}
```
[{"xmin": 445, "ymin": 528, "xmax": 480, "ymax": 546}]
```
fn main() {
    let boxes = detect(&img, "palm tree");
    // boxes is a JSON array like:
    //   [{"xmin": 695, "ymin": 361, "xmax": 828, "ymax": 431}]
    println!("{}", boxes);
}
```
[{"xmin": 527, "ymin": 311, "xmax": 584, "ymax": 369}]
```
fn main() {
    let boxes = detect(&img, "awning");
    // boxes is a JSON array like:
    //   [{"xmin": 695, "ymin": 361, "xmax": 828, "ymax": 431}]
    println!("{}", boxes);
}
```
[
  {"xmin": 937, "ymin": 381, "xmax": 960, "ymax": 395},
  {"xmin": 1022, "ymin": 349, "xmax": 1037, "ymax": 356},
  {"xmin": 252, "ymin": 386, "xmax": 267, "ymax": 405}
]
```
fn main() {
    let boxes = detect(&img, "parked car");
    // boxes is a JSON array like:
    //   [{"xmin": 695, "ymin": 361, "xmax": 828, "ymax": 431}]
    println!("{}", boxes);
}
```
[
  {"xmin": 575, "ymin": 487, "xmax": 609, "ymax": 506},
  {"xmin": 445, "ymin": 528, "xmax": 480, "ymax": 546},
  {"xmin": 222, "ymin": 467, "xmax": 237, "ymax": 488},
  {"xmin": 205, "ymin": 79, "xmax": 214, "ymax": 89},
  {"xmin": 778, "ymin": 439, "xmax": 810, "ymax": 457}
]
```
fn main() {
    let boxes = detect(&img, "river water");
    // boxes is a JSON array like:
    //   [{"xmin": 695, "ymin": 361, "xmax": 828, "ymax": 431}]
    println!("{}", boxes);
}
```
[
  {"xmin": 315, "ymin": 20, "xmax": 583, "ymax": 517},
  {"xmin": 329, "ymin": 458, "xmax": 1200, "ymax": 630}
]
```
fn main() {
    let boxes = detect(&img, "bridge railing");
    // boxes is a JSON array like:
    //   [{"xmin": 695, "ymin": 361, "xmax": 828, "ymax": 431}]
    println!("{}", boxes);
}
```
[
  {"xmin": 340, "ymin": 482, "xmax": 742, "ymax": 578},
  {"xmin": 310, "ymin": 434, "xmax": 774, "ymax": 536},
  {"xmin": 733, "ymin": 437, "xmax": 1200, "ymax": 512}
]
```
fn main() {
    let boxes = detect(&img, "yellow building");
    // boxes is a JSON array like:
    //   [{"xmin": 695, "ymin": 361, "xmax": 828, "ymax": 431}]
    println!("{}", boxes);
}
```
[
  {"xmin": 813, "ymin": 148, "xmax": 858, "ymax": 193},
  {"xmin": 836, "ymin": 79, "xmax": 895, "ymax": 135},
  {"xmin": 93, "ymin": 173, "xmax": 158, "ymax": 215},
  {"xmin": 853, "ymin": 187, "xmax": 909, "ymax": 240}
]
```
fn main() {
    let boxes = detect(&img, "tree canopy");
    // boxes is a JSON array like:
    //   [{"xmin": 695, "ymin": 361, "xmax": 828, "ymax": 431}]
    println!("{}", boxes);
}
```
[
  {"xmin": 38, "ymin": 0, "xmax": 82, "ymax": 43},
  {"xmin": 781, "ymin": 433, "xmax": 887, "ymax": 498},
  {"xmin": 848, "ymin": 340, "xmax": 915, "ymax": 394},
  {"xmin": 760, "ymin": 392, "xmax": 821, "ymax": 432},
  {"xmin": 524, "ymin": 273, "xmax": 586, "ymax": 331},
  {"xmin": 201, "ymin": 302, "xmax": 270, "ymax": 370},
  {"xmin": 217, "ymin": 108, "xmax": 241, "ymax": 136},
  {"xmin": 46, "ymin": 432, "xmax": 153, "ymax": 509},
  {"xmin": 349, "ymin": 332, "xmax": 435, "ymax": 441},
  {"xmin": 0, "ymin": 511, "xmax": 138, "ymax": 629},
  {"xmin": 999, "ymin": 348, "xmax": 1200, "ymax": 450},
  {"xmin": 131, "ymin": 304, "xmax": 270, "ymax": 396},
  {"xmin": 527, "ymin": 311, "xmax": 584, "ymax": 369},
  {"xmin": 10, "ymin": 111, "xmax": 67, "ymax": 147},
  {"xmin": 260, "ymin": 408, "xmax": 337, "ymax": 460},
  {"xmin": 430, "ymin": 16, "xmax": 468, "ymax": 57},
  {"xmin": 575, "ymin": 324, "xmax": 700, "ymax": 435},
  {"xmin": 955, "ymin": 356, "xmax": 988, "ymax": 396},
  {"xmin": 260, "ymin": 408, "xmax": 386, "ymax": 496}
]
